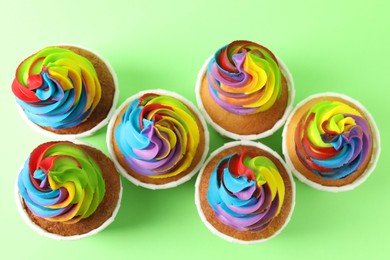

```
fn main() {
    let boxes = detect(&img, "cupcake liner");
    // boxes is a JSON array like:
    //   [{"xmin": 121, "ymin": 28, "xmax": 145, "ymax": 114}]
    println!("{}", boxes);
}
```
[
  {"xmin": 15, "ymin": 140, "xmax": 123, "ymax": 240},
  {"xmin": 14, "ymin": 44, "xmax": 119, "ymax": 140},
  {"xmin": 282, "ymin": 92, "xmax": 381, "ymax": 192},
  {"xmin": 195, "ymin": 140, "xmax": 296, "ymax": 244},
  {"xmin": 107, "ymin": 89, "xmax": 210, "ymax": 190},
  {"xmin": 195, "ymin": 55, "xmax": 295, "ymax": 140}
]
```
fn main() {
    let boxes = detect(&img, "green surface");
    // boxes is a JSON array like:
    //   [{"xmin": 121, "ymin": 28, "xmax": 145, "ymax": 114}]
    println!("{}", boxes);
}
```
[{"xmin": 1, "ymin": 0, "xmax": 389, "ymax": 259}]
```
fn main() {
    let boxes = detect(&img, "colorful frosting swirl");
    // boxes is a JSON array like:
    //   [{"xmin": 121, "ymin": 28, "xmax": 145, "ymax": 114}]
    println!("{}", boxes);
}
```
[
  {"xmin": 18, "ymin": 142, "xmax": 105, "ymax": 224},
  {"xmin": 115, "ymin": 93, "xmax": 200, "ymax": 178},
  {"xmin": 207, "ymin": 151, "xmax": 285, "ymax": 231},
  {"xmin": 12, "ymin": 47, "xmax": 102, "ymax": 129},
  {"xmin": 295, "ymin": 100, "xmax": 372, "ymax": 180},
  {"xmin": 206, "ymin": 40, "xmax": 282, "ymax": 115}
]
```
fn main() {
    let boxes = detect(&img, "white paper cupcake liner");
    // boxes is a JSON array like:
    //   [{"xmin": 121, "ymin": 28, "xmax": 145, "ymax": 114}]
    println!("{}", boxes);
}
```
[
  {"xmin": 195, "ymin": 55, "xmax": 295, "ymax": 140},
  {"xmin": 14, "ymin": 44, "xmax": 119, "ymax": 140},
  {"xmin": 195, "ymin": 140, "xmax": 296, "ymax": 244},
  {"xmin": 282, "ymin": 92, "xmax": 381, "ymax": 192},
  {"xmin": 15, "ymin": 140, "xmax": 123, "ymax": 240},
  {"xmin": 106, "ymin": 89, "xmax": 210, "ymax": 190}
]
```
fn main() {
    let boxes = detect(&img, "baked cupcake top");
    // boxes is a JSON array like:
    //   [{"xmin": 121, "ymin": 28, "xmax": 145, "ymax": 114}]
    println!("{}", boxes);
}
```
[
  {"xmin": 207, "ymin": 40, "xmax": 282, "ymax": 115},
  {"xmin": 196, "ymin": 141, "xmax": 294, "ymax": 243},
  {"xmin": 114, "ymin": 93, "xmax": 200, "ymax": 179},
  {"xmin": 295, "ymin": 100, "xmax": 372, "ymax": 180},
  {"xmin": 12, "ymin": 47, "xmax": 102, "ymax": 130},
  {"xmin": 17, "ymin": 141, "xmax": 105, "ymax": 224},
  {"xmin": 207, "ymin": 150, "xmax": 285, "ymax": 231}
]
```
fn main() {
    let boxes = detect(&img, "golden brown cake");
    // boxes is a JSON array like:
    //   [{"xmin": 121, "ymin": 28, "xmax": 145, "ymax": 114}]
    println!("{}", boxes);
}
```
[
  {"xmin": 12, "ymin": 45, "xmax": 117, "ymax": 138},
  {"xmin": 195, "ymin": 141, "xmax": 295, "ymax": 243},
  {"xmin": 16, "ymin": 141, "xmax": 122, "ymax": 239},
  {"xmin": 282, "ymin": 93, "xmax": 380, "ymax": 191},
  {"xmin": 196, "ymin": 40, "xmax": 294, "ymax": 140},
  {"xmin": 107, "ymin": 90, "xmax": 209, "ymax": 189}
]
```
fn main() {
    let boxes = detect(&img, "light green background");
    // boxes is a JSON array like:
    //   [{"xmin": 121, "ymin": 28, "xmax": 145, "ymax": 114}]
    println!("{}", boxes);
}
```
[{"xmin": 1, "ymin": 0, "xmax": 388, "ymax": 259}]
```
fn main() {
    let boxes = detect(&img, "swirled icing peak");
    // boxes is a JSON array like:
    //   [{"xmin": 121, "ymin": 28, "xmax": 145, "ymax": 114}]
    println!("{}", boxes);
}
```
[
  {"xmin": 18, "ymin": 142, "xmax": 105, "ymax": 224},
  {"xmin": 115, "ymin": 93, "xmax": 200, "ymax": 179},
  {"xmin": 295, "ymin": 100, "xmax": 373, "ymax": 180},
  {"xmin": 207, "ymin": 40, "xmax": 282, "ymax": 115},
  {"xmin": 12, "ymin": 47, "xmax": 102, "ymax": 129},
  {"xmin": 207, "ymin": 151, "xmax": 285, "ymax": 231}
]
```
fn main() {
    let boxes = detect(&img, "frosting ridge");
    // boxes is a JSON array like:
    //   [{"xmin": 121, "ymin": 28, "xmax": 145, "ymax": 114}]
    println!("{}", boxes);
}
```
[
  {"xmin": 12, "ymin": 47, "xmax": 102, "ymax": 129},
  {"xmin": 114, "ymin": 93, "xmax": 200, "ymax": 179},
  {"xmin": 295, "ymin": 100, "xmax": 372, "ymax": 180},
  {"xmin": 206, "ymin": 40, "xmax": 282, "ymax": 115},
  {"xmin": 18, "ymin": 142, "xmax": 106, "ymax": 224},
  {"xmin": 207, "ymin": 151, "xmax": 285, "ymax": 231}
]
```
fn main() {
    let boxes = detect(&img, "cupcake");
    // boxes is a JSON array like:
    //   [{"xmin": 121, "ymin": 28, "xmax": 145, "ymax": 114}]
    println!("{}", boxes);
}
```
[
  {"xmin": 107, "ymin": 89, "xmax": 209, "ymax": 189},
  {"xmin": 195, "ymin": 141, "xmax": 295, "ymax": 244},
  {"xmin": 15, "ymin": 141, "xmax": 122, "ymax": 240},
  {"xmin": 196, "ymin": 40, "xmax": 294, "ymax": 140},
  {"xmin": 11, "ymin": 45, "xmax": 118, "ymax": 139},
  {"xmin": 282, "ymin": 93, "xmax": 381, "ymax": 192}
]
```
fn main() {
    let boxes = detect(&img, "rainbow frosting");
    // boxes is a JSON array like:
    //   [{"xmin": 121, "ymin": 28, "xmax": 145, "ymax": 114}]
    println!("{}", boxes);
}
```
[
  {"xmin": 18, "ymin": 142, "xmax": 105, "ymax": 224},
  {"xmin": 12, "ymin": 47, "xmax": 102, "ymax": 129},
  {"xmin": 114, "ymin": 93, "xmax": 200, "ymax": 178},
  {"xmin": 207, "ymin": 151, "xmax": 285, "ymax": 231},
  {"xmin": 295, "ymin": 100, "xmax": 372, "ymax": 180},
  {"xmin": 206, "ymin": 40, "xmax": 282, "ymax": 115}
]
